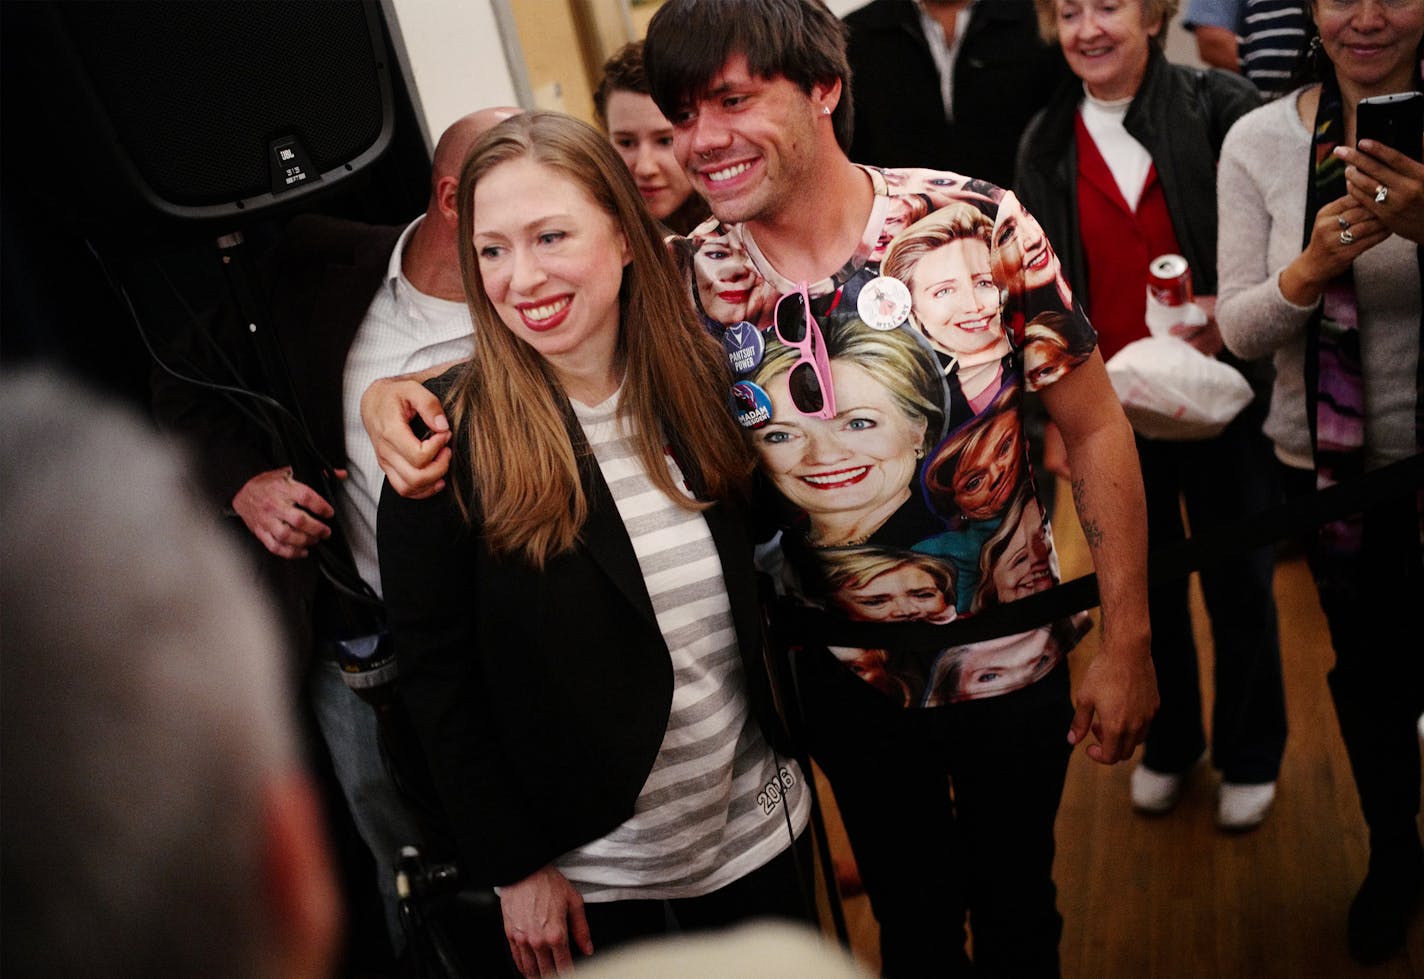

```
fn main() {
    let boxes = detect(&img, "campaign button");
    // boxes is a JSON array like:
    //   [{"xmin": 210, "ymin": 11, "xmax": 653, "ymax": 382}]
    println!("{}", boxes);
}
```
[
  {"xmin": 722, "ymin": 320, "xmax": 764, "ymax": 374},
  {"xmin": 730, "ymin": 380, "xmax": 774, "ymax": 429},
  {"xmin": 857, "ymin": 275, "xmax": 912, "ymax": 331}
]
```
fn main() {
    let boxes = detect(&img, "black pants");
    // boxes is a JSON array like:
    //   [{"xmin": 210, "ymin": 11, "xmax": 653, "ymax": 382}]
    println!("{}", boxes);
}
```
[
  {"xmin": 578, "ymin": 830, "xmax": 815, "ymax": 956},
  {"xmin": 1281, "ymin": 463, "xmax": 1424, "ymax": 848},
  {"xmin": 795, "ymin": 647, "xmax": 1074, "ymax": 978},
  {"xmin": 1136, "ymin": 414, "xmax": 1287, "ymax": 782}
]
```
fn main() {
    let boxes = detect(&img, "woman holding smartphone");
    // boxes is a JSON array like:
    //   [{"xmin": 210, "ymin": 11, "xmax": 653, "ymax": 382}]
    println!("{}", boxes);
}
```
[{"xmin": 1215, "ymin": 0, "xmax": 1424, "ymax": 964}]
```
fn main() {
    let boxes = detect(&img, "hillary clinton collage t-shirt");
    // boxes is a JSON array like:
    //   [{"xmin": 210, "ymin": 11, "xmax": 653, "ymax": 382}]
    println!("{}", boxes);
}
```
[{"xmin": 674, "ymin": 166, "xmax": 1095, "ymax": 708}]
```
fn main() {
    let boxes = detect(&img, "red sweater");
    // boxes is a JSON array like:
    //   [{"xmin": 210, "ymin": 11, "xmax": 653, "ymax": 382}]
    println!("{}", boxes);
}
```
[{"xmin": 1074, "ymin": 113, "xmax": 1182, "ymax": 361}]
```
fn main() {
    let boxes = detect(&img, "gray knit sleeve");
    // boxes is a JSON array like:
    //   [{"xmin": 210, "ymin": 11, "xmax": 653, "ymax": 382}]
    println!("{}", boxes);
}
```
[{"xmin": 1215, "ymin": 101, "xmax": 1317, "ymax": 362}]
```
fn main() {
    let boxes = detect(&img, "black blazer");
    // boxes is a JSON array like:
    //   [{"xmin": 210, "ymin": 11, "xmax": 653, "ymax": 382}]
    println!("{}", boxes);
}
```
[{"xmin": 378, "ymin": 392, "xmax": 788, "ymax": 887}]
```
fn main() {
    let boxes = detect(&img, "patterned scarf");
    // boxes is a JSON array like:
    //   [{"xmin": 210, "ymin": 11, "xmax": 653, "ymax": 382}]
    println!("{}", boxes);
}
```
[{"xmin": 1303, "ymin": 63, "xmax": 1424, "ymax": 560}]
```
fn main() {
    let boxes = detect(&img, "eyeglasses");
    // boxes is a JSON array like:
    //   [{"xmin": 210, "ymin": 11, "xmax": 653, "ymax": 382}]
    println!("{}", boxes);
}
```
[{"xmin": 773, "ymin": 283, "xmax": 837, "ymax": 419}]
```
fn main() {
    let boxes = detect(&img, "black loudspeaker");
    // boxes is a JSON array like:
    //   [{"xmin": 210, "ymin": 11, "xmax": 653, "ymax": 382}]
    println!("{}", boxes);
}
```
[{"xmin": 26, "ymin": 0, "xmax": 394, "ymax": 231}]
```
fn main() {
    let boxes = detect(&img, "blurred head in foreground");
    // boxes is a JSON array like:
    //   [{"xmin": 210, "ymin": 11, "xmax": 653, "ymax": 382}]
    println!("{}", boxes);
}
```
[{"xmin": 0, "ymin": 368, "xmax": 339, "ymax": 978}]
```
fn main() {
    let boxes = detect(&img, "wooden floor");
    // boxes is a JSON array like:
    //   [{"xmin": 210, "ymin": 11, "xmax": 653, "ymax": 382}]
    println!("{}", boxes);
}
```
[{"xmin": 811, "ymin": 477, "xmax": 1424, "ymax": 978}]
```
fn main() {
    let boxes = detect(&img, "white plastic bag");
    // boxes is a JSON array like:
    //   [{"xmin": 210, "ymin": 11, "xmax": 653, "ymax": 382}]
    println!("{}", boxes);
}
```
[{"xmin": 1105, "ymin": 336, "xmax": 1253, "ymax": 440}]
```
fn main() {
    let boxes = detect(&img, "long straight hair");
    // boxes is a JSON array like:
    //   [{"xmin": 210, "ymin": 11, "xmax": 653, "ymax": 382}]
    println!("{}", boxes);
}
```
[{"xmin": 449, "ymin": 111, "xmax": 753, "ymax": 567}]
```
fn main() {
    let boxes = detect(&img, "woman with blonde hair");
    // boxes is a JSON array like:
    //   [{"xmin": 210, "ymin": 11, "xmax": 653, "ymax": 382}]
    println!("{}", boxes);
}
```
[
  {"xmin": 816, "ymin": 545, "xmax": 959, "ymax": 625},
  {"xmin": 746, "ymin": 315, "xmax": 946, "ymax": 549},
  {"xmin": 377, "ymin": 111, "xmax": 811, "ymax": 977},
  {"xmin": 883, "ymin": 202, "xmax": 1016, "ymax": 428}
]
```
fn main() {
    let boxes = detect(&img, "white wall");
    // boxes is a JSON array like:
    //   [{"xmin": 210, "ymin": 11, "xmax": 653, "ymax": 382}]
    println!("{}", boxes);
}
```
[{"xmin": 381, "ymin": 0, "xmax": 527, "ymax": 154}]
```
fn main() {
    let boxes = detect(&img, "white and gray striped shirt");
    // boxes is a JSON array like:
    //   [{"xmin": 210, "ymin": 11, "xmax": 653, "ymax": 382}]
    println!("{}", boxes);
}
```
[{"xmin": 555, "ymin": 390, "xmax": 808, "ymax": 902}]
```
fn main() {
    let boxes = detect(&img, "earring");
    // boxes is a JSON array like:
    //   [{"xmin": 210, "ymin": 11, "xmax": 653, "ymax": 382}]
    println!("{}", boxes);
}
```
[
  {"xmin": 823, "ymin": 106, "xmax": 831, "ymax": 116},
  {"xmin": 915, "ymin": 447, "xmax": 925, "ymax": 461}
]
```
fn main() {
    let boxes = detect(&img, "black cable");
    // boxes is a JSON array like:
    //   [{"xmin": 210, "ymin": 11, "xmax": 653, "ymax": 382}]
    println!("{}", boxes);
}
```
[
  {"xmin": 783, "ymin": 648, "xmax": 852, "ymax": 947},
  {"xmin": 83, "ymin": 237, "xmax": 384, "ymax": 612},
  {"xmin": 768, "ymin": 744, "xmax": 829, "ymax": 940}
]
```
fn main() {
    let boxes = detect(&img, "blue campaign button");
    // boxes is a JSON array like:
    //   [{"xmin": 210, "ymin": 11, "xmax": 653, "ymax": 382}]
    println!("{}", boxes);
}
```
[
  {"xmin": 730, "ymin": 380, "xmax": 774, "ymax": 429},
  {"xmin": 722, "ymin": 320, "xmax": 765, "ymax": 375}
]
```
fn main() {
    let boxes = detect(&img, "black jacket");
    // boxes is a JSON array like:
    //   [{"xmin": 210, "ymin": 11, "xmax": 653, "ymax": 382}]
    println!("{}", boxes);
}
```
[
  {"xmin": 1014, "ymin": 47, "xmax": 1261, "ymax": 301},
  {"xmin": 379, "ymin": 386, "xmax": 791, "ymax": 887},
  {"xmin": 845, "ymin": 0, "xmax": 1067, "ymax": 187},
  {"xmin": 1014, "ymin": 48, "xmax": 1272, "ymax": 394}
]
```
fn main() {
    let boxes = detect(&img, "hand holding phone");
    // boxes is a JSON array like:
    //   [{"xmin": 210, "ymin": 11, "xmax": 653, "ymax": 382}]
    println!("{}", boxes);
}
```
[
  {"xmin": 1351, "ymin": 92, "xmax": 1424, "ymax": 245},
  {"xmin": 1356, "ymin": 92, "xmax": 1424, "ymax": 162}
]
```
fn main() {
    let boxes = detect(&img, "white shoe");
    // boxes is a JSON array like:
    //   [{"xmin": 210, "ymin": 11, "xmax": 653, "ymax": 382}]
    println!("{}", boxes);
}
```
[
  {"xmin": 1217, "ymin": 781, "xmax": 1276, "ymax": 831},
  {"xmin": 1130, "ymin": 764, "xmax": 1187, "ymax": 814}
]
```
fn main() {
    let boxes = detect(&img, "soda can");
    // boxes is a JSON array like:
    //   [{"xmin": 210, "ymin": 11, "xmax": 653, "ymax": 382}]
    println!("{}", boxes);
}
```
[{"xmin": 1147, "ymin": 254, "xmax": 1193, "ymax": 308}]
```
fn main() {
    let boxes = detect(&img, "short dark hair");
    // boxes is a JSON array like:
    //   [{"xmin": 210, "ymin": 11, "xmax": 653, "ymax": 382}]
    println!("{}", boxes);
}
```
[
  {"xmin": 644, "ymin": 0, "xmax": 854, "ymax": 153},
  {"xmin": 593, "ymin": 39, "xmax": 649, "ymax": 127}
]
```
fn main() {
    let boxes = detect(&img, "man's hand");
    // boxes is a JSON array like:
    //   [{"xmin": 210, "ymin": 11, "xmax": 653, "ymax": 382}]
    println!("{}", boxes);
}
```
[
  {"xmin": 500, "ymin": 865, "xmax": 593, "ymax": 977},
  {"xmin": 359, "ymin": 376, "xmax": 453, "ymax": 499},
  {"xmin": 1068, "ymin": 630, "xmax": 1158, "ymax": 764},
  {"xmin": 232, "ymin": 467, "xmax": 344, "ymax": 559}
]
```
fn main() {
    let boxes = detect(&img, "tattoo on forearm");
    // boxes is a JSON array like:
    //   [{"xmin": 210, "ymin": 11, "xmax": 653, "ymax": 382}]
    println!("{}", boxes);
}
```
[
  {"xmin": 1081, "ymin": 516, "xmax": 1104, "ymax": 549},
  {"xmin": 1071, "ymin": 477, "xmax": 1105, "ymax": 549}
]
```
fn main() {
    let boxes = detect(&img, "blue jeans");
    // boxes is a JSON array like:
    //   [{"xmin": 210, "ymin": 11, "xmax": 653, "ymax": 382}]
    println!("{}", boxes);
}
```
[{"xmin": 309, "ymin": 659, "xmax": 424, "ymax": 949}]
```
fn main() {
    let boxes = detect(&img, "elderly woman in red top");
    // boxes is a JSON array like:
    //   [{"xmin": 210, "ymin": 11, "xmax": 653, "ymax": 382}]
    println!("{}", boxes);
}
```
[{"xmin": 1014, "ymin": 0, "xmax": 1286, "ymax": 831}]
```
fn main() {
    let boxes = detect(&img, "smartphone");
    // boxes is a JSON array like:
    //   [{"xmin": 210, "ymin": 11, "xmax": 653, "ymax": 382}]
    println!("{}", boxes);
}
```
[{"xmin": 1356, "ymin": 92, "xmax": 1424, "ymax": 162}]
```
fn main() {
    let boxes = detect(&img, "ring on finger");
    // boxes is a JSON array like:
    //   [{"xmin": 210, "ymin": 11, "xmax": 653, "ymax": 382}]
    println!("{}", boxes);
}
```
[
  {"xmin": 1339, "ymin": 228, "xmax": 1356, "ymax": 245},
  {"xmin": 1338, "ymin": 214, "xmax": 1351, "ymax": 230},
  {"xmin": 1375, "ymin": 184, "xmax": 1389, "ymax": 204}
]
